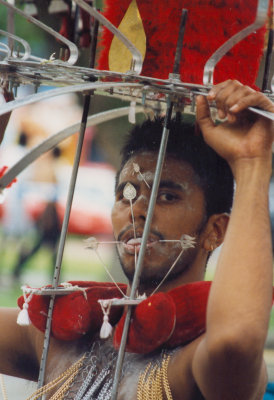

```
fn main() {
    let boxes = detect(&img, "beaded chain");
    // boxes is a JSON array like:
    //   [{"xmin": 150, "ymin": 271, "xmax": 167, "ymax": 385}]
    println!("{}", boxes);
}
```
[
  {"xmin": 63, "ymin": 339, "xmax": 118, "ymax": 400},
  {"xmin": 137, "ymin": 353, "xmax": 173, "ymax": 400},
  {"xmin": 26, "ymin": 339, "xmax": 174, "ymax": 400}
]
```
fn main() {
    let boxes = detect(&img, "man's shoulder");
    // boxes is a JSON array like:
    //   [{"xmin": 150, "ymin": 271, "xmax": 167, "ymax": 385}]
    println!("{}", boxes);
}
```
[
  {"xmin": 168, "ymin": 334, "xmax": 268, "ymax": 400},
  {"xmin": 168, "ymin": 335, "xmax": 205, "ymax": 400}
]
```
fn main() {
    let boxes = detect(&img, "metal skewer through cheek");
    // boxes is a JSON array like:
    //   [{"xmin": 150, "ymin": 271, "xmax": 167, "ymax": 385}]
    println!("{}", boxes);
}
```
[{"xmin": 111, "ymin": 99, "xmax": 174, "ymax": 399}]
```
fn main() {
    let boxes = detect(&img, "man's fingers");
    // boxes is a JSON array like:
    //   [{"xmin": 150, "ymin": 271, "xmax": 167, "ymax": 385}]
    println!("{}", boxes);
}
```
[
  {"xmin": 229, "ymin": 91, "xmax": 274, "ymax": 114},
  {"xmin": 196, "ymin": 95, "xmax": 215, "ymax": 135}
]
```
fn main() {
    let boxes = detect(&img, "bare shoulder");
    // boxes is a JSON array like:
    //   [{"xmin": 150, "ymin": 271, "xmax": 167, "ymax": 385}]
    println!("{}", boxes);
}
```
[{"xmin": 168, "ymin": 334, "xmax": 268, "ymax": 400}]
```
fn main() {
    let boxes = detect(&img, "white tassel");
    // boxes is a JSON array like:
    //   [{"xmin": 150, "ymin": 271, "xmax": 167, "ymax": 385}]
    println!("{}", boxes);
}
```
[
  {"xmin": 17, "ymin": 303, "xmax": 31, "ymax": 326},
  {"xmin": 99, "ymin": 299, "xmax": 114, "ymax": 339},
  {"xmin": 100, "ymin": 315, "xmax": 113, "ymax": 339}
]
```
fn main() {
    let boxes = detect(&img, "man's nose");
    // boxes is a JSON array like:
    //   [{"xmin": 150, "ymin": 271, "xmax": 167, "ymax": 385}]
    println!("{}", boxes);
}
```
[{"xmin": 130, "ymin": 195, "xmax": 148, "ymax": 222}]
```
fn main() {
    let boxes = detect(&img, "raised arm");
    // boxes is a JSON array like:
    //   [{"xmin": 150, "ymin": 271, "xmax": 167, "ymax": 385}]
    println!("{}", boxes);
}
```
[{"xmin": 193, "ymin": 80, "xmax": 274, "ymax": 399}]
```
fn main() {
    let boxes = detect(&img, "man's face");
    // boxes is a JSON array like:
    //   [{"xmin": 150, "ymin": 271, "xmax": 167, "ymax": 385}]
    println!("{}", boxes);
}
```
[{"xmin": 111, "ymin": 152, "xmax": 207, "ymax": 288}]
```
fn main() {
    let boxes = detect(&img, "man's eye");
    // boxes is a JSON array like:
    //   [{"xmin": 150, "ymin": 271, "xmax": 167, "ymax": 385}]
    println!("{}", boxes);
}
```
[
  {"xmin": 115, "ymin": 192, "xmax": 124, "ymax": 201},
  {"xmin": 158, "ymin": 192, "xmax": 177, "ymax": 202}
]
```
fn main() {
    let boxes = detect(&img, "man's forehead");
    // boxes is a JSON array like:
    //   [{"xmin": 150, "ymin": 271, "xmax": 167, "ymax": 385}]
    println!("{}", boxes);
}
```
[{"xmin": 119, "ymin": 152, "xmax": 196, "ymax": 183}]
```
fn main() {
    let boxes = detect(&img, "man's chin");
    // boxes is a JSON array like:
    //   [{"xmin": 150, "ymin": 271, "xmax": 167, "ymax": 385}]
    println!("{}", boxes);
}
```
[{"xmin": 119, "ymin": 260, "xmax": 184, "ymax": 288}]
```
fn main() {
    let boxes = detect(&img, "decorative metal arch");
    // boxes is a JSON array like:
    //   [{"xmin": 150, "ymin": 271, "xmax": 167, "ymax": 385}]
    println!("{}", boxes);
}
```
[{"xmin": 0, "ymin": 1, "xmax": 273, "ymax": 399}]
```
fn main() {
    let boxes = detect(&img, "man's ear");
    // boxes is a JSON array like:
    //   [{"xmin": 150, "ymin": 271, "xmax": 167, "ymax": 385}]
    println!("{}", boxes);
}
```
[{"xmin": 199, "ymin": 213, "xmax": 230, "ymax": 252}]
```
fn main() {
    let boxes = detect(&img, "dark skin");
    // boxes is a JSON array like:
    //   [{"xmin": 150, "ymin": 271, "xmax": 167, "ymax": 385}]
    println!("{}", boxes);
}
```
[
  {"xmin": 112, "ymin": 154, "xmax": 223, "ymax": 294},
  {"xmin": 0, "ymin": 80, "xmax": 273, "ymax": 399}
]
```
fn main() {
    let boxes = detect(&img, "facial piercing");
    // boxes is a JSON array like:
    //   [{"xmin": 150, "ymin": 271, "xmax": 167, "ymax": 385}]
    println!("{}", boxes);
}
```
[
  {"xmin": 151, "ymin": 249, "xmax": 184, "ymax": 296},
  {"xmin": 123, "ymin": 182, "xmax": 137, "ymax": 238},
  {"xmin": 84, "ymin": 237, "xmax": 122, "ymax": 249},
  {"xmin": 123, "ymin": 182, "xmax": 137, "ymax": 200},
  {"xmin": 133, "ymin": 163, "xmax": 151, "ymax": 189},
  {"xmin": 159, "ymin": 234, "xmax": 196, "ymax": 250},
  {"xmin": 84, "ymin": 236, "xmax": 126, "ymax": 298},
  {"xmin": 180, "ymin": 234, "xmax": 196, "ymax": 250}
]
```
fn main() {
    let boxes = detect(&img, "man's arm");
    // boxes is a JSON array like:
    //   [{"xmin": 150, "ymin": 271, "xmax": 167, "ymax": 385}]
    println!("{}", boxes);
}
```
[
  {"xmin": 0, "ymin": 308, "xmax": 40, "ymax": 381},
  {"xmin": 192, "ymin": 80, "xmax": 274, "ymax": 399}
]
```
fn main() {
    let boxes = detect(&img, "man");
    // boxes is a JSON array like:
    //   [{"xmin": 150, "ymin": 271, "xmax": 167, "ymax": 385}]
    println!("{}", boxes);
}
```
[{"xmin": 0, "ymin": 80, "xmax": 273, "ymax": 399}]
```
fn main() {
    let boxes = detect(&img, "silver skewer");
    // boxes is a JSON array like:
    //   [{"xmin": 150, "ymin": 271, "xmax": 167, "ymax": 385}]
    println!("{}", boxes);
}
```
[{"xmin": 192, "ymin": 90, "xmax": 274, "ymax": 121}]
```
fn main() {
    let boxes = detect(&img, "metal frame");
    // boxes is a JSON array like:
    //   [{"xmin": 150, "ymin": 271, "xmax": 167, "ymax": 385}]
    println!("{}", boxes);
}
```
[
  {"xmin": 0, "ymin": 0, "xmax": 273, "ymax": 398},
  {"xmin": 0, "ymin": 29, "xmax": 31, "ymax": 60},
  {"xmin": 203, "ymin": 0, "xmax": 270, "ymax": 85}
]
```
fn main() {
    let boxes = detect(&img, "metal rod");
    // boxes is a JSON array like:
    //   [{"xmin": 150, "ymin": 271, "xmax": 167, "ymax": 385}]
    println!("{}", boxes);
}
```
[
  {"xmin": 90, "ymin": 8, "xmax": 99, "ymax": 69},
  {"xmin": 7, "ymin": 2, "xmax": 14, "ymax": 50},
  {"xmin": 111, "ymin": 99, "xmax": 174, "ymax": 400},
  {"xmin": 203, "ymin": 0, "xmax": 270, "ymax": 85},
  {"xmin": 37, "ymin": 94, "xmax": 91, "ymax": 390},
  {"xmin": 191, "ymin": 90, "xmax": 274, "ymax": 121},
  {"xmin": 173, "ymin": 9, "xmax": 188, "ymax": 75},
  {"xmin": 0, "ymin": 29, "xmax": 31, "ymax": 60},
  {"xmin": 0, "ymin": 0, "xmax": 79, "ymax": 65},
  {"xmin": 0, "ymin": 82, "xmax": 142, "ymax": 116},
  {"xmin": 262, "ymin": 26, "xmax": 273, "ymax": 91}
]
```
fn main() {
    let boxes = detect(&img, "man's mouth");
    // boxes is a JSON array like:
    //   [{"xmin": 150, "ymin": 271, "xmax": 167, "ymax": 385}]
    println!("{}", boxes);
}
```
[
  {"xmin": 117, "ymin": 227, "xmax": 165, "ymax": 255},
  {"xmin": 123, "ymin": 236, "xmax": 157, "ymax": 254}
]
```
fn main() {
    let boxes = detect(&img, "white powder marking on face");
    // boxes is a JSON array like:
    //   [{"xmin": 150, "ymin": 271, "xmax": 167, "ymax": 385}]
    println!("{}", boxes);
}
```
[
  {"xmin": 137, "ymin": 171, "xmax": 154, "ymax": 183},
  {"xmin": 120, "ymin": 164, "xmax": 133, "ymax": 180},
  {"xmin": 181, "ymin": 182, "xmax": 189, "ymax": 191}
]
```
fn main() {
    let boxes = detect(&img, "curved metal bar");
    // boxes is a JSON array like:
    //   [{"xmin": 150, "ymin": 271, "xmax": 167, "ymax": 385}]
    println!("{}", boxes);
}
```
[
  {"xmin": 73, "ymin": 0, "xmax": 143, "ymax": 74},
  {"xmin": 0, "ymin": 42, "xmax": 11, "ymax": 59},
  {"xmin": 0, "ymin": 29, "xmax": 31, "ymax": 61},
  {"xmin": 203, "ymin": 0, "xmax": 270, "ymax": 85},
  {"xmin": 0, "ymin": 81, "xmax": 143, "ymax": 116},
  {"xmin": 0, "ymin": 105, "xmax": 144, "ymax": 189},
  {"xmin": 0, "ymin": 48, "xmax": 45, "ymax": 62},
  {"xmin": 0, "ymin": 0, "xmax": 79, "ymax": 65}
]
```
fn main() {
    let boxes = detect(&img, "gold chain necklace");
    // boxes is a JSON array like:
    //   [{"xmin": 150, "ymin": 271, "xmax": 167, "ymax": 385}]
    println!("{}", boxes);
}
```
[
  {"xmin": 25, "ymin": 354, "xmax": 85, "ymax": 400},
  {"xmin": 137, "ymin": 353, "xmax": 173, "ymax": 400}
]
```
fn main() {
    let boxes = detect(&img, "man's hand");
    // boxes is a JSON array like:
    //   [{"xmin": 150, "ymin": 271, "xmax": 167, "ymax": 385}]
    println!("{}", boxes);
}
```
[{"xmin": 196, "ymin": 80, "xmax": 274, "ymax": 177}]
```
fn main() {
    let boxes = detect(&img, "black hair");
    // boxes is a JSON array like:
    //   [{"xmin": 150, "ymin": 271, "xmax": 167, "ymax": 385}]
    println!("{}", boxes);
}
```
[{"xmin": 117, "ymin": 117, "xmax": 234, "ymax": 218}]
